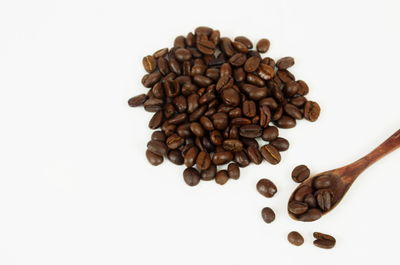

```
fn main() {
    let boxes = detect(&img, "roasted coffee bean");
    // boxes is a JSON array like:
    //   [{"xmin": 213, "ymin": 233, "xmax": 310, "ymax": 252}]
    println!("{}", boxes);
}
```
[
  {"xmin": 283, "ymin": 81, "xmax": 299, "ymax": 97},
  {"xmin": 189, "ymin": 105, "xmax": 207, "ymax": 121},
  {"xmin": 234, "ymin": 150, "xmax": 250, "ymax": 167},
  {"xmin": 174, "ymin": 48, "xmax": 192, "ymax": 61},
  {"xmin": 275, "ymin": 115, "xmax": 296, "ymax": 129},
  {"xmin": 256, "ymin": 38, "xmax": 270, "ymax": 53},
  {"xmin": 259, "ymin": 105, "xmax": 272, "ymax": 128},
  {"xmin": 143, "ymin": 98, "xmax": 163, "ymax": 112},
  {"xmin": 212, "ymin": 151, "xmax": 233, "ymax": 165},
  {"xmin": 304, "ymin": 193, "xmax": 317, "ymax": 208},
  {"xmin": 288, "ymin": 201, "xmax": 309, "ymax": 215},
  {"xmin": 276, "ymin": 56, "xmax": 295, "ymax": 69},
  {"xmin": 246, "ymin": 145, "xmax": 263, "ymax": 165},
  {"xmin": 313, "ymin": 175, "xmax": 333, "ymax": 189},
  {"xmin": 210, "ymin": 30, "xmax": 220, "ymax": 45},
  {"xmin": 146, "ymin": 149, "xmax": 163, "ymax": 166},
  {"xmin": 304, "ymin": 101, "xmax": 321, "ymax": 122},
  {"xmin": 216, "ymin": 75, "xmax": 234, "ymax": 91},
  {"xmin": 151, "ymin": 131, "xmax": 166, "ymax": 142},
  {"xmin": 229, "ymin": 53, "xmax": 247, "ymax": 67},
  {"xmin": 148, "ymin": 110, "xmax": 164, "ymax": 129},
  {"xmin": 232, "ymin": 41, "xmax": 248, "ymax": 53},
  {"xmin": 233, "ymin": 67, "xmax": 246, "ymax": 82},
  {"xmin": 197, "ymin": 39, "xmax": 215, "ymax": 55},
  {"xmin": 257, "ymin": 63, "xmax": 274, "ymax": 80},
  {"xmin": 184, "ymin": 146, "xmax": 199, "ymax": 167},
  {"xmin": 210, "ymin": 130, "xmax": 223, "ymax": 145},
  {"xmin": 290, "ymin": 96, "xmax": 307, "ymax": 107},
  {"xmin": 190, "ymin": 122, "xmax": 205, "ymax": 137},
  {"xmin": 313, "ymin": 232, "xmax": 336, "ymax": 249},
  {"xmin": 261, "ymin": 126, "xmax": 279, "ymax": 141},
  {"xmin": 239, "ymin": 124, "xmax": 262, "ymax": 138},
  {"xmin": 270, "ymin": 137, "xmax": 289, "ymax": 151},
  {"xmin": 315, "ymin": 189, "xmax": 333, "ymax": 211},
  {"xmin": 168, "ymin": 150, "xmax": 184, "ymax": 165},
  {"xmin": 223, "ymin": 139, "xmax": 243, "ymax": 152},
  {"xmin": 199, "ymin": 116, "xmax": 214, "ymax": 131},
  {"xmin": 183, "ymin": 167, "xmax": 201, "ymax": 186},
  {"xmin": 287, "ymin": 231, "xmax": 304, "ymax": 246},
  {"xmin": 259, "ymin": 97, "xmax": 278, "ymax": 110},
  {"xmin": 161, "ymin": 122, "xmax": 176, "ymax": 136},
  {"xmin": 211, "ymin": 112, "xmax": 229, "ymax": 130},
  {"xmin": 244, "ymin": 56, "xmax": 261, "ymax": 73},
  {"xmin": 293, "ymin": 185, "xmax": 312, "ymax": 202},
  {"xmin": 153, "ymin": 48, "xmax": 168, "ymax": 59},
  {"xmin": 201, "ymin": 164, "xmax": 217, "ymax": 180},
  {"xmin": 291, "ymin": 165, "xmax": 310, "ymax": 183},
  {"xmin": 220, "ymin": 37, "xmax": 235, "ymax": 57},
  {"xmin": 242, "ymin": 100, "xmax": 257, "ymax": 118},
  {"xmin": 147, "ymin": 140, "xmax": 168, "ymax": 156},
  {"xmin": 174, "ymin": 35, "xmax": 186, "ymax": 48},
  {"xmin": 143, "ymin": 55, "xmax": 157, "ymax": 73},
  {"xmin": 260, "ymin": 144, "xmax": 281, "ymax": 165},
  {"xmin": 234, "ymin": 36, "xmax": 253, "ymax": 49},
  {"xmin": 256, "ymin": 178, "xmax": 277, "ymax": 198},
  {"xmin": 246, "ymin": 73, "xmax": 265, "ymax": 87},
  {"xmin": 227, "ymin": 163, "xmax": 240, "ymax": 179},
  {"xmin": 221, "ymin": 88, "xmax": 240, "ymax": 106},
  {"xmin": 284, "ymin": 104, "xmax": 303, "ymax": 120},
  {"xmin": 261, "ymin": 207, "xmax": 275, "ymax": 223},
  {"xmin": 296, "ymin": 80, "xmax": 309, "ymax": 95},
  {"xmin": 166, "ymin": 134, "xmax": 184, "ymax": 149},
  {"xmin": 298, "ymin": 208, "xmax": 322, "ymax": 222},
  {"xmin": 196, "ymin": 151, "xmax": 211, "ymax": 170},
  {"xmin": 128, "ymin": 94, "xmax": 147, "ymax": 107},
  {"xmin": 215, "ymin": 170, "xmax": 229, "ymax": 185}
]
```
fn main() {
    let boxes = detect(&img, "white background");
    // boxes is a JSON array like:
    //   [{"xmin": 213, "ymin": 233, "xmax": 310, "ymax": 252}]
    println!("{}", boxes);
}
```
[{"xmin": 1, "ymin": 0, "xmax": 399, "ymax": 264}]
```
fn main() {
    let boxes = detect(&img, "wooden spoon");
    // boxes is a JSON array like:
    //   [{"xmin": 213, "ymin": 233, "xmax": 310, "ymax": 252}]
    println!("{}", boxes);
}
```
[{"xmin": 288, "ymin": 129, "xmax": 400, "ymax": 222}]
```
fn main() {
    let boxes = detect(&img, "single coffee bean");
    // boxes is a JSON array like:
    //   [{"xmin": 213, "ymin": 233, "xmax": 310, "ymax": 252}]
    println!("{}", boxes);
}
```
[
  {"xmin": 174, "ymin": 48, "xmax": 192, "ymax": 61},
  {"xmin": 288, "ymin": 201, "xmax": 309, "ymax": 215},
  {"xmin": 296, "ymin": 80, "xmax": 309, "ymax": 95},
  {"xmin": 239, "ymin": 124, "xmax": 262, "ymax": 138},
  {"xmin": 210, "ymin": 130, "xmax": 223, "ymax": 145},
  {"xmin": 212, "ymin": 151, "xmax": 233, "ymax": 165},
  {"xmin": 244, "ymin": 56, "xmax": 261, "ymax": 72},
  {"xmin": 276, "ymin": 56, "xmax": 295, "ymax": 69},
  {"xmin": 270, "ymin": 137, "xmax": 289, "ymax": 151},
  {"xmin": 247, "ymin": 145, "xmax": 263, "ymax": 165},
  {"xmin": 196, "ymin": 151, "xmax": 211, "ymax": 171},
  {"xmin": 229, "ymin": 53, "xmax": 247, "ymax": 67},
  {"xmin": 290, "ymin": 95, "xmax": 307, "ymax": 107},
  {"xmin": 168, "ymin": 150, "xmax": 184, "ymax": 165},
  {"xmin": 291, "ymin": 165, "xmax": 310, "ymax": 183},
  {"xmin": 257, "ymin": 63, "xmax": 274, "ymax": 80},
  {"xmin": 234, "ymin": 151, "xmax": 250, "ymax": 167},
  {"xmin": 287, "ymin": 231, "xmax": 304, "ymax": 246},
  {"xmin": 197, "ymin": 39, "xmax": 215, "ymax": 55},
  {"xmin": 242, "ymin": 100, "xmax": 257, "ymax": 118},
  {"xmin": 149, "ymin": 110, "xmax": 164, "ymax": 129},
  {"xmin": 313, "ymin": 232, "xmax": 336, "ymax": 249},
  {"xmin": 283, "ymin": 81, "xmax": 299, "ymax": 97},
  {"xmin": 275, "ymin": 115, "xmax": 296, "ymax": 129},
  {"xmin": 221, "ymin": 88, "xmax": 240, "ymax": 106},
  {"xmin": 246, "ymin": 73, "xmax": 265, "ymax": 87},
  {"xmin": 184, "ymin": 146, "xmax": 199, "ymax": 167},
  {"xmin": 293, "ymin": 185, "xmax": 312, "ymax": 201},
  {"xmin": 284, "ymin": 103, "xmax": 303, "ymax": 120},
  {"xmin": 261, "ymin": 126, "xmax": 279, "ymax": 141},
  {"xmin": 220, "ymin": 37, "xmax": 235, "ymax": 57},
  {"xmin": 153, "ymin": 48, "xmax": 168, "ymax": 59},
  {"xmin": 173, "ymin": 95, "xmax": 187, "ymax": 113},
  {"xmin": 313, "ymin": 175, "xmax": 333, "ymax": 189},
  {"xmin": 304, "ymin": 101, "xmax": 321, "ymax": 122},
  {"xmin": 304, "ymin": 193, "xmax": 317, "ymax": 208},
  {"xmin": 151, "ymin": 131, "xmax": 166, "ymax": 142},
  {"xmin": 147, "ymin": 140, "xmax": 168, "ymax": 156},
  {"xmin": 143, "ymin": 55, "xmax": 157, "ymax": 73},
  {"xmin": 183, "ymin": 167, "xmax": 201, "ymax": 186},
  {"xmin": 227, "ymin": 163, "xmax": 240, "ymax": 179},
  {"xmin": 261, "ymin": 207, "xmax": 275, "ymax": 223},
  {"xmin": 166, "ymin": 134, "xmax": 184, "ymax": 149},
  {"xmin": 128, "ymin": 94, "xmax": 147, "ymax": 107},
  {"xmin": 234, "ymin": 36, "xmax": 253, "ymax": 49},
  {"xmin": 260, "ymin": 144, "xmax": 281, "ymax": 165},
  {"xmin": 143, "ymin": 71, "xmax": 162, "ymax": 88},
  {"xmin": 223, "ymin": 139, "xmax": 243, "ymax": 152},
  {"xmin": 201, "ymin": 164, "xmax": 217, "ymax": 180},
  {"xmin": 190, "ymin": 122, "xmax": 205, "ymax": 137},
  {"xmin": 215, "ymin": 170, "xmax": 229, "ymax": 185},
  {"xmin": 256, "ymin": 178, "xmax": 277, "ymax": 198},
  {"xmin": 210, "ymin": 30, "xmax": 220, "ymax": 45},
  {"xmin": 315, "ymin": 189, "xmax": 333, "ymax": 211},
  {"xmin": 211, "ymin": 112, "xmax": 229, "ymax": 130},
  {"xmin": 298, "ymin": 208, "xmax": 322, "ymax": 222},
  {"xmin": 146, "ymin": 149, "xmax": 163, "ymax": 166},
  {"xmin": 259, "ymin": 105, "xmax": 272, "ymax": 128},
  {"xmin": 256, "ymin": 38, "xmax": 270, "ymax": 53},
  {"xmin": 143, "ymin": 98, "xmax": 163, "ymax": 112}
]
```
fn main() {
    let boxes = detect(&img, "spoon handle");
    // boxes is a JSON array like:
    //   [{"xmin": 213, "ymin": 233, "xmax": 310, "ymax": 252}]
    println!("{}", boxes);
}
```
[{"xmin": 343, "ymin": 129, "xmax": 400, "ymax": 181}]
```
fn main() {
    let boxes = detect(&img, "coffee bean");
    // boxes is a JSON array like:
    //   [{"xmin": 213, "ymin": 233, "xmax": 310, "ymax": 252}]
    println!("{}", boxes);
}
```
[
  {"xmin": 143, "ymin": 98, "xmax": 163, "ymax": 112},
  {"xmin": 221, "ymin": 88, "xmax": 240, "ymax": 106},
  {"xmin": 275, "ymin": 115, "xmax": 296, "ymax": 129},
  {"xmin": 287, "ymin": 231, "xmax": 304, "ymax": 246},
  {"xmin": 244, "ymin": 56, "xmax": 261, "ymax": 72},
  {"xmin": 288, "ymin": 201, "xmax": 309, "ymax": 215},
  {"xmin": 283, "ymin": 81, "xmax": 299, "ymax": 97},
  {"xmin": 147, "ymin": 140, "xmax": 168, "ymax": 156},
  {"xmin": 168, "ymin": 150, "xmax": 184, "ymax": 165},
  {"xmin": 261, "ymin": 126, "xmax": 279, "ymax": 141},
  {"xmin": 166, "ymin": 134, "xmax": 184, "ymax": 149},
  {"xmin": 232, "ymin": 41, "xmax": 248, "ymax": 53},
  {"xmin": 276, "ymin": 56, "xmax": 295, "ymax": 69},
  {"xmin": 233, "ymin": 67, "xmax": 246, "ymax": 82},
  {"xmin": 315, "ymin": 189, "xmax": 333, "ymax": 211},
  {"xmin": 261, "ymin": 207, "xmax": 275, "ymax": 223},
  {"xmin": 242, "ymin": 100, "xmax": 257, "ymax": 118},
  {"xmin": 247, "ymin": 145, "xmax": 263, "ymax": 164},
  {"xmin": 270, "ymin": 137, "xmax": 289, "ymax": 151},
  {"xmin": 212, "ymin": 151, "xmax": 233, "ymax": 165},
  {"xmin": 260, "ymin": 144, "xmax": 281, "ymax": 165},
  {"xmin": 257, "ymin": 63, "xmax": 274, "ymax": 80},
  {"xmin": 229, "ymin": 53, "xmax": 247, "ymax": 67},
  {"xmin": 290, "ymin": 95, "xmax": 307, "ymax": 107},
  {"xmin": 146, "ymin": 149, "xmax": 163, "ymax": 166},
  {"xmin": 143, "ymin": 55, "xmax": 157, "ymax": 73},
  {"xmin": 149, "ymin": 110, "xmax": 164, "ymax": 129},
  {"xmin": 304, "ymin": 194, "xmax": 317, "ymax": 208},
  {"xmin": 211, "ymin": 112, "xmax": 229, "ymax": 130},
  {"xmin": 183, "ymin": 167, "xmax": 201, "ymax": 186},
  {"xmin": 239, "ymin": 124, "xmax": 262, "ymax": 138},
  {"xmin": 259, "ymin": 105, "xmax": 272, "ymax": 128},
  {"xmin": 313, "ymin": 175, "xmax": 333, "ymax": 189},
  {"xmin": 293, "ymin": 185, "xmax": 312, "ymax": 201},
  {"xmin": 153, "ymin": 48, "xmax": 168, "ymax": 59},
  {"xmin": 291, "ymin": 165, "xmax": 310, "ymax": 183},
  {"xmin": 210, "ymin": 130, "xmax": 223, "ymax": 145},
  {"xmin": 304, "ymin": 101, "xmax": 321, "ymax": 122},
  {"xmin": 184, "ymin": 146, "xmax": 199, "ymax": 167},
  {"xmin": 196, "ymin": 151, "xmax": 211, "ymax": 170},
  {"xmin": 256, "ymin": 38, "xmax": 270, "ymax": 53},
  {"xmin": 223, "ymin": 139, "xmax": 243, "ymax": 152},
  {"xmin": 227, "ymin": 163, "xmax": 240, "ymax": 179},
  {"xmin": 234, "ymin": 36, "xmax": 253, "ymax": 49},
  {"xmin": 220, "ymin": 37, "xmax": 235, "ymax": 57},
  {"xmin": 215, "ymin": 170, "xmax": 229, "ymax": 185},
  {"xmin": 128, "ymin": 94, "xmax": 148, "ymax": 107},
  {"xmin": 298, "ymin": 208, "xmax": 322, "ymax": 222},
  {"xmin": 313, "ymin": 232, "xmax": 336, "ymax": 249},
  {"xmin": 234, "ymin": 151, "xmax": 250, "ymax": 167},
  {"xmin": 296, "ymin": 80, "xmax": 309, "ymax": 95},
  {"xmin": 201, "ymin": 164, "xmax": 216, "ymax": 180},
  {"xmin": 151, "ymin": 131, "xmax": 166, "ymax": 142},
  {"xmin": 174, "ymin": 48, "xmax": 192, "ymax": 61},
  {"xmin": 284, "ymin": 104, "xmax": 303, "ymax": 120},
  {"xmin": 189, "ymin": 122, "xmax": 205, "ymax": 137},
  {"xmin": 256, "ymin": 178, "xmax": 277, "ymax": 198}
]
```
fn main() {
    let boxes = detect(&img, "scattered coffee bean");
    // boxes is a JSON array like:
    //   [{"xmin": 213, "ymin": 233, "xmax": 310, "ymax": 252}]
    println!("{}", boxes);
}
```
[
  {"xmin": 313, "ymin": 232, "xmax": 336, "ymax": 249},
  {"xmin": 260, "ymin": 144, "xmax": 281, "ymax": 165},
  {"xmin": 257, "ymin": 178, "xmax": 277, "ymax": 198},
  {"xmin": 304, "ymin": 101, "xmax": 321, "ymax": 122},
  {"xmin": 256, "ymin": 38, "xmax": 270, "ymax": 53},
  {"xmin": 287, "ymin": 231, "xmax": 304, "ymax": 246},
  {"xmin": 183, "ymin": 167, "xmax": 201, "ymax": 186},
  {"xmin": 128, "ymin": 94, "xmax": 148, "ymax": 107},
  {"xmin": 261, "ymin": 207, "xmax": 275, "ymax": 223},
  {"xmin": 291, "ymin": 165, "xmax": 310, "ymax": 183},
  {"xmin": 227, "ymin": 163, "xmax": 240, "ymax": 179},
  {"xmin": 146, "ymin": 149, "xmax": 163, "ymax": 166},
  {"xmin": 276, "ymin": 57, "xmax": 295, "ymax": 70},
  {"xmin": 270, "ymin": 137, "xmax": 289, "ymax": 151},
  {"xmin": 215, "ymin": 170, "xmax": 229, "ymax": 185}
]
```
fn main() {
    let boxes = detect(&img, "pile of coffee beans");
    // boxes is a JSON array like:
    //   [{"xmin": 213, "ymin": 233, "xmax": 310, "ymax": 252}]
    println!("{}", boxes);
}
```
[
  {"xmin": 287, "ymin": 231, "xmax": 336, "ymax": 249},
  {"xmin": 288, "ymin": 164, "xmax": 338, "ymax": 222},
  {"xmin": 128, "ymin": 26, "xmax": 321, "ymax": 186}
]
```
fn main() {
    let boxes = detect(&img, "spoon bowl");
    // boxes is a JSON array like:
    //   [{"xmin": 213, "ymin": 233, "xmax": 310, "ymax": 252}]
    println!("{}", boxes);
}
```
[{"xmin": 288, "ymin": 129, "xmax": 400, "ymax": 222}]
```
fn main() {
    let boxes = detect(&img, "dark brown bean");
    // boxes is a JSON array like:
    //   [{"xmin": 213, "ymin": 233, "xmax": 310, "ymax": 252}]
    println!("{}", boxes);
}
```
[
  {"xmin": 153, "ymin": 48, "xmax": 168, "ymax": 59},
  {"xmin": 284, "ymin": 104, "xmax": 303, "ymax": 120},
  {"xmin": 229, "ymin": 53, "xmax": 247, "ymax": 67},
  {"xmin": 247, "ymin": 145, "xmax": 263, "ymax": 165},
  {"xmin": 223, "ymin": 139, "xmax": 243, "ymax": 152},
  {"xmin": 275, "ymin": 115, "xmax": 296, "ymax": 129},
  {"xmin": 242, "ymin": 100, "xmax": 257, "ymax": 118},
  {"xmin": 201, "ymin": 164, "xmax": 216, "ymax": 180},
  {"xmin": 315, "ymin": 189, "xmax": 333, "ymax": 211},
  {"xmin": 196, "ymin": 151, "xmax": 211, "ymax": 170},
  {"xmin": 257, "ymin": 63, "xmax": 274, "ymax": 80},
  {"xmin": 166, "ymin": 134, "xmax": 184, "ymax": 149},
  {"xmin": 304, "ymin": 101, "xmax": 321, "ymax": 122},
  {"xmin": 293, "ymin": 185, "xmax": 312, "ymax": 202},
  {"xmin": 212, "ymin": 151, "xmax": 233, "ymax": 165},
  {"xmin": 288, "ymin": 231, "xmax": 304, "ymax": 246},
  {"xmin": 211, "ymin": 112, "xmax": 229, "ymax": 130},
  {"xmin": 146, "ymin": 149, "xmax": 163, "ymax": 166},
  {"xmin": 270, "ymin": 137, "xmax": 289, "ymax": 151},
  {"xmin": 256, "ymin": 39, "xmax": 270, "ymax": 53},
  {"xmin": 292, "ymin": 165, "xmax": 310, "ymax": 183},
  {"xmin": 304, "ymin": 194, "xmax": 317, "ymax": 208},
  {"xmin": 215, "ymin": 170, "xmax": 229, "ymax": 185},
  {"xmin": 313, "ymin": 232, "xmax": 336, "ymax": 249},
  {"xmin": 234, "ymin": 151, "xmax": 250, "ymax": 167},
  {"xmin": 313, "ymin": 175, "xmax": 333, "ymax": 189},
  {"xmin": 221, "ymin": 88, "xmax": 240, "ymax": 106},
  {"xmin": 149, "ymin": 110, "xmax": 164, "ymax": 129},
  {"xmin": 190, "ymin": 122, "xmax": 205, "ymax": 137},
  {"xmin": 297, "ymin": 80, "xmax": 309, "ymax": 95},
  {"xmin": 128, "ymin": 94, "xmax": 147, "ymax": 107},
  {"xmin": 261, "ymin": 207, "xmax": 275, "ymax": 223},
  {"xmin": 288, "ymin": 201, "xmax": 309, "ymax": 215},
  {"xmin": 147, "ymin": 140, "xmax": 168, "ymax": 156},
  {"xmin": 151, "ymin": 131, "xmax": 166, "ymax": 142},
  {"xmin": 234, "ymin": 36, "xmax": 253, "ymax": 49},
  {"xmin": 183, "ymin": 167, "xmax": 201, "ymax": 186},
  {"xmin": 239, "ymin": 124, "xmax": 262, "ymax": 138},
  {"xmin": 143, "ymin": 55, "xmax": 157, "ymax": 73},
  {"xmin": 260, "ymin": 144, "xmax": 281, "ymax": 165},
  {"xmin": 168, "ymin": 150, "xmax": 184, "ymax": 165},
  {"xmin": 184, "ymin": 146, "xmax": 199, "ymax": 167},
  {"xmin": 244, "ymin": 56, "xmax": 261, "ymax": 73},
  {"xmin": 261, "ymin": 126, "xmax": 279, "ymax": 141},
  {"xmin": 298, "ymin": 208, "xmax": 322, "ymax": 222},
  {"xmin": 227, "ymin": 163, "xmax": 240, "ymax": 179},
  {"xmin": 276, "ymin": 56, "xmax": 295, "ymax": 69},
  {"xmin": 256, "ymin": 178, "xmax": 277, "ymax": 198}
]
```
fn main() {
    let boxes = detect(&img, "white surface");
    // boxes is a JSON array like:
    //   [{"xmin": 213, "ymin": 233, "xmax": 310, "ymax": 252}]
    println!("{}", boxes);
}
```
[{"xmin": 0, "ymin": 0, "xmax": 399, "ymax": 264}]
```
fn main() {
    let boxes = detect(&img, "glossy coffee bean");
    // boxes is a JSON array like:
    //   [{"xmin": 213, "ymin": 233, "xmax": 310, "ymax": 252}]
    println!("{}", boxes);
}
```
[
  {"xmin": 270, "ymin": 137, "xmax": 289, "ymax": 151},
  {"xmin": 276, "ymin": 56, "xmax": 295, "ymax": 69},
  {"xmin": 143, "ymin": 55, "xmax": 157, "ymax": 73},
  {"xmin": 247, "ymin": 145, "xmax": 263, "ymax": 165},
  {"xmin": 315, "ymin": 189, "xmax": 333, "ymax": 211},
  {"xmin": 260, "ymin": 144, "xmax": 281, "ymax": 165},
  {"xmin": 201, "ymin": 164, "xmax": 217, "ymax": 181},
  {"xmin": 183, "ymin": 167, "xmax": 201, "ymax": 186},
  {"xmin": 256, "ymin": 178, "xmax": 277, "ymax": 198},
  {"xmin": 293, "ymin": 185, "xmax": 312, "ymax": 202},
  {"xmin": 146, "ymin": 149, "xmax": 163, "ymax": 166},
  {"xmin": 288, "ymin": 231, "xmax": 304, "ymax": 246},
  {"xmin": 166, "ymin": 134, "xmax": 184, "ymax": 149},
  {"xmin": 313, "ymin": 232, "xmax": 336, "ymax": 249},
  {"xmin": 212, "ymin": 151, "xmax": 233, "ymax": 165},
  {"xmin": 234, "ymin": 36, "xmax": 253, "ymax": 49},
  {"xmin": 184, "ymin": 146, "xmax": 199, "ymax": 167},
  {"xmin": 256, "ymin": 38, "xmax": 270, "ymax": 53},
  {"xmin": 239, "ymin": 124, "xmax": 262, "ymax": 138},
  {"xmin": 147, "ymin": 140, "xmax": 168, "ymax": 156},
  {"xmin": 261, "ymin": 126, "xmax": 279, "ymax": 141},
  {"xmin": 168, "ymin": 150, "xmax": 184, "ymax": 165},
  {"xmin": 149, "ymin": 110, "xmax": 164, "ymax": 129},
  {"xmin": 128, "ymin": 94, "xmax": 147, "ymax": 107},
  {"xmin": 304, "ymin": 193, "xmax": 317, "ymax": 208},
  {"xmin": 304, "ymin": 101, "xmax": 321, "ymax": 122},
  {"xmin": 221, "ymin": 88, "xmax": 240, "ymax": 106},
  {"xmin": 227, "ymin": 163, "xmax": 240, "ymax": 179},
  {"xmin": 261, "ymin": 207, "xmax": 275, "ymax": 223},
  {"xmin": 211, "ymin": 112, "xmax": 229, "ymax": 130},
  {"xmin": 298, "ymin": 208, "xmax": 322, "ymax": 222},
  {"xmin": 196, "ymin": 151, "xmax": 211, "ymax": 171},
  {"xmin": 151, "ymin": 131, "xmax": 166, "ymax": 142},
  {"xmin": 284, "ymin": 104, "xmax": 303, "ymax": 120},
  {"xmin": 223, "ymin": 139, "xmax": 243, "ymax": 152},
  {"xmin": 288, "ymin": 201, "xmax": 309, "ymax": 215},
  {"xmin": 215, "ymin": 170, "xmax": 229, "ymax": 185},
  {"xmin": 244, "ymin": 56, "xmax": 261, "ymax": 72},
  {"xmin": 234, "ymin": 151, "xmax": 250, "ymax": 167},
  {"xmin": 313, "ymin": 175, "xmax": 333, "ymax": 189},
  {"xmin": 291, "ymin": 165, "xmax": 310, "ymax": 183}
]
